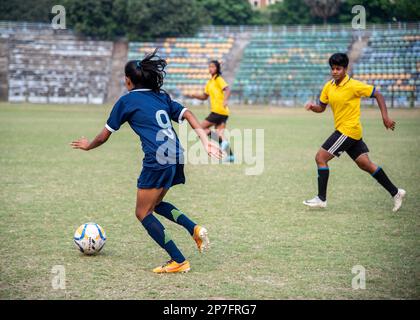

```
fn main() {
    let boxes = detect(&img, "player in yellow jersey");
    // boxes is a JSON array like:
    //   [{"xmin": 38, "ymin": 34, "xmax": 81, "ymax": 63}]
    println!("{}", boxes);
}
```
[
  {"xmin": 303, "ymin": 53, "xmax": 406, "ymax": 212},
  {"xmin": 187, "ymin": 60, "xmax": 235, "ymax": 162}
]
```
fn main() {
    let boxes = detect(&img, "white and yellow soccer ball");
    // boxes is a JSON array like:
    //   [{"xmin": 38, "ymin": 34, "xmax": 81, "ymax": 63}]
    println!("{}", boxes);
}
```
[{"xmin": 74, "ymin": 222, "xmax": 106, "ymax": 255}]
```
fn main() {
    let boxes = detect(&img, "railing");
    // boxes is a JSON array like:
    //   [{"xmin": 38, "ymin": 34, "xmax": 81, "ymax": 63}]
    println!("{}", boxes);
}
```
[
  {"xmin": 201, "ymin": 22, "xmax": 420, "ymax": 35},
  {"xmin": 0, "ymin": 21, "xmax": 74, "ymax": 35},
  {"xmin": 2, "ymin": 20, "xmax": 418, "ymax": 36}
]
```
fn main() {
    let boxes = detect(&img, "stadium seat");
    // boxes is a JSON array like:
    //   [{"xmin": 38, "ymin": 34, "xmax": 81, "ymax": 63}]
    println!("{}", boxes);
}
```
[
  {"xmin": 2, "ymin": 22, "xmax": 113, "ymax": 104},
  {"xmin": 352, "ymin": 29, "xmax": 420, "ymax": 107},
  {"xmin": 233, "ymin": 30, "xmax": 352, "ymax": 105}
]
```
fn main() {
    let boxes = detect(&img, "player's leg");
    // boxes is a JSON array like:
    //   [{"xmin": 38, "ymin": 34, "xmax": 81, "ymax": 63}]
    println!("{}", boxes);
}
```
[
  {"xmin": 136, "ymin": 188, "xmax": 190, "ymax": 272},
  {"xmin": 352, "ymin": 148, "xmax": 405, "ymax": 212},
  {"xmin": 216, "ymin": 122, "xmax": 235, "ymax": 161},
  {"xmin": 155, "ymin": 189, "xmax": 210, "ymax": 253},
  {"xmin": 316, "ymin": 148, "xmax": 335, "ymax": 201},
  {"xmin": 154, "ymin": 189, "xmax": 196, "ymax": 235},
  {"xmin": 303, "ymin": 148, "xmax": 334, "ymax": 207},
  {"xmin": 215, "ymin": 122, "xmax": 226, "ymax": 141},
  {"xmin": 154, "ymin": 164, "xmax": 210, "ymax": 252},
  {"xmin": 304, "ymin": 131, "xmax": 349, "ymax": 207},
  {"xmin": 200, "ymin": 119, "xmax": 214, "ymax": 136}
]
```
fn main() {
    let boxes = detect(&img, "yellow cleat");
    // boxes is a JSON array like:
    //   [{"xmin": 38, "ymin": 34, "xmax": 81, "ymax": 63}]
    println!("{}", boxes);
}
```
[
  {"xmin": 152, "ymin": 260, "xmax": 191, "ymax": 274},
  {"xmin": 193, "ymin": 225, "xmax": 210, "ymax": 253}
]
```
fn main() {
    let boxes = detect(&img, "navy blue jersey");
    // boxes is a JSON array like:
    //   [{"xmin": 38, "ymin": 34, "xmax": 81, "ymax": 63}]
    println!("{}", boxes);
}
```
[{"xmin": 105, "ymin": 89, "xmax": 187, "ymax": 169}]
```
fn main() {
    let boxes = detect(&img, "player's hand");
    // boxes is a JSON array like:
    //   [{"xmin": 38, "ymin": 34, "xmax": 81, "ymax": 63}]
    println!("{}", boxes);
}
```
[
  {"xmin": 383, "ymin": 117, "xmax": 396, "ymax": 131},
  {"xmin": 206, "ymin": 140, "xmax": 223, "ymax": 159},
  {"xmin": 70, "ymin": 136, "xmax": 90, "ymax": 150},
  {"xmin": 305, "ymin": 102, "xmax": 317, "ymax": 111}
]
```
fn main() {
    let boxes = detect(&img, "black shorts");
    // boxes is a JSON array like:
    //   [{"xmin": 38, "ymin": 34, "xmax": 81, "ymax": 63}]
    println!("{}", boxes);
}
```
[
  {"xmin": 321, "ymin": 130, "xmax": 369, "ymax": 160},
  {"xmin": 205, "ymin": 112, "xmax": 229, "ymax": 125}
]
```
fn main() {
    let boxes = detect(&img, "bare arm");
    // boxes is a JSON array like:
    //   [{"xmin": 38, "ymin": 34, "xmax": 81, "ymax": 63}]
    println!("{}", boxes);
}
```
[
  {"xmin": 182, "ymin": 110, "xmax": 222, "ymax": 159},
  {"xmin": 188, "ymin": 92, "xmax": 209, "ymax": 101},
  {"xmin": 374, "ymin": 91, "xmax": 395, "ymax": 130},
  {"xmin": 305, "ymin": 101, "xmax": 327, "ymax": 113},
  {"xmin": 70, "ymin": 127, "xmax": 112, "ymax": 151},
  {"xmin": 223, "ymin": 86, "xmax": 231, "ymax": 107}
]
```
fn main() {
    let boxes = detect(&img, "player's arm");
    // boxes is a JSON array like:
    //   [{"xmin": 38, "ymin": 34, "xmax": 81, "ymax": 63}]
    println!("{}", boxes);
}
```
[
  {"xmin": 373, "ymin": 90, "xmax": 395, "ymax": 130},
  {"xmin": 305, "ymin": 101, "xmax": 327, "ymax": 113},
  {"xmin": 70, "ymin": 127, "xmax": 112, "ymax": 151},
  {"xmin": 187, "ymin": 92, "xmax": 209, "ymax": 101},
  {"xmin": 222, "ymin": 86, "xmax": 231, "ymax": 107},
  {"xmin": 182, "ymin": 110, "xmax": 222, "ymax": 159}
]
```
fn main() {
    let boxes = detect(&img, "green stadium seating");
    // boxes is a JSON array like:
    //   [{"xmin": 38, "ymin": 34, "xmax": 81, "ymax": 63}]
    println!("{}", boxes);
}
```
[
  {"xmin": 128, "ymin": 34, "xmax": 234, "ymax": 100},
  {"xmin": 233, "ymin": 30, "xmax": 352, "ymax": 105},
  {"xmin": 352, "ymin": 29, "xmax": 420, "ymax": 107}
]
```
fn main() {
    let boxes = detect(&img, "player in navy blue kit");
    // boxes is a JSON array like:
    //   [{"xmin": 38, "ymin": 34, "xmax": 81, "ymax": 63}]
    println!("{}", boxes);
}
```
[{"xmin": 71, "ymin": 50, "xmax": 222, "ymax": 273}]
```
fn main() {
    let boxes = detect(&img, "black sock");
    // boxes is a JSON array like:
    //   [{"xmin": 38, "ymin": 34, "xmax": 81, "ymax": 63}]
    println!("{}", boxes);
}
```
[
  {"xmin": 141, "ymin": 214, "xmax": 185, "ymax": 263},
  {"xmin": 371, "ymin": 167, "xmax": 398, "ymax": 197},
  {"xmin": 317, "ymin": 167, "xmax": 329, "ymax": 201}
]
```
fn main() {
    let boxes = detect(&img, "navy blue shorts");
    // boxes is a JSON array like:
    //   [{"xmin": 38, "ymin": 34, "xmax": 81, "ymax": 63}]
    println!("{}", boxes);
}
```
[{"xmin": 137, "ymin": 164, "xmax": 185, "ymax": 189}]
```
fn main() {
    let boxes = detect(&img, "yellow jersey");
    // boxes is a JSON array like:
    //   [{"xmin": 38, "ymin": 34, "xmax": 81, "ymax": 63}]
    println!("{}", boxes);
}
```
[
  {"xmin": 320, "ymin": 74, "xmax": 375, "ymax": 140},
  {"xmin": 204, "ymin": 75, "xmax": 229, "ymax": 116}
]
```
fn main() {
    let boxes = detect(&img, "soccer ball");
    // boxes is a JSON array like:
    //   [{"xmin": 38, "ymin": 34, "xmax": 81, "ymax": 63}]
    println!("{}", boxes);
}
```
[{"xmin": 73, "ymin": 222, "xmax": 106, "ymax": 255}]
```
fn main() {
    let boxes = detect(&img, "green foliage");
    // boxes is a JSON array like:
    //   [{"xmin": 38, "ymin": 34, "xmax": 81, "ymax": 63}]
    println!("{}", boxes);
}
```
[
  {"xmin": 62, "ymin": 0, "xmax": 119, "ymax": 39},
  {"xmin": 123, "ymin": 0, "xmax": 210, "ymax": 41},
  {"xmin": 249, "ymin": 8, "xmax": 272, "ymax": 25},
  {"xmin": 338, "ymin": 0, "xmax": 420, "ymax": 24},
  {"xmin": 268, "ymin": 0, "xmax": 320, "ymax": 25},
  {"xmin": 0, "ymin": 0, "xmax": 418, "ymax": 38},
  {"xmin": 304, "ymin": 0, "xmax": 342, "ymax": 24},
  {"xmin": 393, "ymin": 0, "xmax": 420, "ymax": 22},
  {"xmin": 268, "ymin": 0, "xmax": 420, "ymax": 25},
  {"xmin": 62, "ymin": 0, "xmax": 209, "ymax": 40},
  {"xmin": 0, "ymin": 0, "xmax": 56, "ymax": 22},
  {"xmin": 198, "ymin": 0, "xmax": 254, "ymax": 25}
]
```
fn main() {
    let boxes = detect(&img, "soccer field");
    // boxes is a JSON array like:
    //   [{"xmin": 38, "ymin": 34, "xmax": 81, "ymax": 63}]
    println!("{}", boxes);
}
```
[{"xmin": 0, "ymin": 103, "xmax": 419, "ymax": 299}]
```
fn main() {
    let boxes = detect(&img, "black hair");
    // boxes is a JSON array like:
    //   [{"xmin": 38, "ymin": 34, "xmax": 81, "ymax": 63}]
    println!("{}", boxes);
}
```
[
  {"xmin": 209, "ymin": 60, "xmax": 222, "ymax": 78},
  {"xmin": 328, "ymin": 53, "xmax": 349, "ymax": 68},
  {"xmin": 125, "ymin": 49, "xmax": 167, "ymax": 93}
]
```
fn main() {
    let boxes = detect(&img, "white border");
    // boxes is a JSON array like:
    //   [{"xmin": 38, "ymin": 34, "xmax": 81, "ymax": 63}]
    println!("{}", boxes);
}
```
[
  {"xmin": 178, "ymin": 107, "xmax": 188, "ymax": 123},
  {"xmin": 105, "ymin": 124, "xmax": 116, "ymax": 132},
  {"xmin": 130, "ymin": 89, "xmax": 151, "ymax": 92}
]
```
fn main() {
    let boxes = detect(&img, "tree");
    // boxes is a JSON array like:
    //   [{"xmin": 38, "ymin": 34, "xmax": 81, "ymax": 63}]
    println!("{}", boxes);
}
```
[
  {"xmin": 338, "ymin": 0, "xmax": 420, "ymax": 24},
  {"xmin": 269, "ymin": 0, "xmax": 318, "ymax": 25},
  {"xmin": 62, "ymin": 0, "xmax": 209, "ymax": 40},
  {"xmin": 304, "ymin": 0, "xmax": 342, "ymax": 24},
  {"xmin": 62, "ymin": 0, "xmax": 121, "ymax": 39},
  {"xmin": 393, "ymin": 0, "xmax": 420, "ymax": 22},
  {"xmin": 199, "ymin": 0, "xmax": 254, "ymax": 25},
  {"xmin": 249, "ymin": 8, "xmax": 271, "ymax": 25},
  {"xmin": 0, "ymin": 0, "xmax": 57, "ymax": 22},
  {"xmin": 124, "ymin": 0, "xmax": 209, "ymax": 40}
]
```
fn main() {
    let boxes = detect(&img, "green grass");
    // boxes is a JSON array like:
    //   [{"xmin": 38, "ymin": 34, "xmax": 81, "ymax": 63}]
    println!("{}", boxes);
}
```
[{"xmin": 0, "ymin": 102, "xmax": 419, "ymax": 299}]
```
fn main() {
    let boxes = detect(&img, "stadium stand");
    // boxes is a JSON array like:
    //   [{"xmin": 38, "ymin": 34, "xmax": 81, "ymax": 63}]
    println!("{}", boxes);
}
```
[
  {"xmin": 352, "ymin": 29, "xmax": 420, "ymax": 107},
  {"xmin": 1, "ymin": 22, "xmax": 113, "ymax": 104},
  {"xmin": 128, "ymin": 34, "xmax": 235, "ymax": 100},
  {"xmin": 0, "ymin": 37, "xmax": 9, "ymax": 101},
  {"xmin": 0, "ymin": 22, "xmax": 418, "ymax": 107},
  {"xmin": 233, "ymin": 28, "xmax": 353, "ymax": 105}
]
